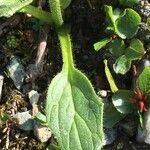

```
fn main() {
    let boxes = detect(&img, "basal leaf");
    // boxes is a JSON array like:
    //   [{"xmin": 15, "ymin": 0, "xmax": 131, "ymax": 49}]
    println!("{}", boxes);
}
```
[
  {"xmin": 112, "ymin": 90, "xmax": 136, "ymax": 114},
  {"xmin": 113, "ymin": 55, "xmax": 131, "ymax": 74},
  {"xmin": 94, "ymin": 38, "xmax": 111, "ymax": 51},
  {"xmin": 125, "ymin": 38, "xmax": 145, "ymax": 60},
  {"xmin": 119, "ymin": 0, "xmax": 139, "ymax": 7},
  {"xmin": 108, "ymin": 39, "xmax": 125, "ymax": 57},
  {"xmin": 136, "ymin": 66, "xmax": 150, "ymax": 93},
  {"xmin": 0, "ymin": 0, "xmax": 33, "ymax": 17},
  {"xmin": 116, "ymin": 8, "xmax": 141, "ymax": 39},
  {"xmin": 46, "ymin": 68, "xmax": 104, "ymax": 150}
]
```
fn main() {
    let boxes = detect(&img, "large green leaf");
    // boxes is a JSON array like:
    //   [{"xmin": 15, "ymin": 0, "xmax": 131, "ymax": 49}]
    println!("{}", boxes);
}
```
[
  {"xmin": 125, "ymin": 39, "xmax": 145, "ymax": 60},
  {"xmin": 94, "ymin": 38, "xmax": 111, "ymax": 51},
  {"xmin": 112, "ymin": 90, "xmax": 136, "ymax": 114},
  {"xmin": 108, "ymin": 39, "xmax": 125, "ymax": 57},
  {"xmin": 113, "ymin": 55, "xmax": 131, "ymax": 74},
  {"xmin": 46, "ymin": 68, "xmax": 104, "ymax": 150},
  {"xmin": 116, "ymin": 8, "xmax": 141, "ymax": 39},
  {"xmin": 0, "ymin": 0, "xmax": 33, "ymax": 17},
  {"xmin": 136, "ymin": 66, "xmax": 150, "ymax": 93}
]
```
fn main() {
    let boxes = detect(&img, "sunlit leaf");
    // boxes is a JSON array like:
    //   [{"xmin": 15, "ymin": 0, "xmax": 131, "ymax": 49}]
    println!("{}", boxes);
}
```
[
  {"xmin": 94, "ymin": 38, "xmax": 111, "ymax": 51},
  {"xmin": 116, "ymin": 8, "xmax": 141, "ymax": 39},
  {"xmin": 0, "ymin": 0, "xmax": 33, "ymax": 17},
  {"xmin": 136, "ymin": 66, "xmax": 150, "ymax": 93},
  {"xmin": 125, "ymin": 39, "xmax": 145, "ymax": 60},
  {"xmin": 112, "ymin": 90, "xmax": 136, "ymax": 114},
  {"xmin": 113, "ymin": 55, "xmax": 131, "ymax": 74}
]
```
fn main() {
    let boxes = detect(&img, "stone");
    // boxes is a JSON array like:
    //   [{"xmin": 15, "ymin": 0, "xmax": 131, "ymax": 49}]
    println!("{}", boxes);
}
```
[
  {"xmin": 136, "ymin": 125, "xmax": 145, "ymax": 143},
  {"xmin": 34, "ymin": 123, "xmax": 51, "ymax": 143},
  {"xmin": 7, "ymin": 56, "xmax": 25, "ymax": 90},
  {"xmin": 97, "ymin": 90, "xmax": 107, "ymax": 97},
  {"xmin": 28, "ymin": 90, "xmax": 40, "ymax": 105},
  {"xmin": 103, "ymin": 128, "xmax": 117, "ymax": 146},
  {"xmin": 14, "ymin": 110, "xmax": 34, "ymax": 131}
]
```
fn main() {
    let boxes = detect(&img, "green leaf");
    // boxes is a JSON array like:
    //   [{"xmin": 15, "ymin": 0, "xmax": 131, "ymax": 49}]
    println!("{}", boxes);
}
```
[
  {"xmin": 34, "ymin": 112, "xmax": 47, "ymax": 124},
  {"xmin": 113, "ymin": 55, "xmax": 131, "ymax": 74},
  {"xmin": 0, "ymin": 0, "xmax": 33, "ymax": 17},
  {"xmin": 119, "ymin": 0, "xmax": 139, "ymax": 7},
  {"xmin": 94, "ymin": 38, "xmax": 111, "ymax": 51},
  {"xmin": 104, "ymin": 5, "xmax": 117, "ymax": 31},
  {"xmin": 46, "ymin": 68, "xmax": 104, "ymax": 150},
  {"xmin": 147, "ymin": 18, "xmax": 150, "ymax": 31},
  {"xmin": 112, "ymin": 90, "xmax": 136, "ymax": 114},
  {"xmin": 108, "ymin": 39, "xmax": 125, "ymax": 57},
  {"xmin": 116, "ymin": 8, "xmax": 141, "ymax": 39},
  {"xmin": 20, "ymin": 5, "xmax": 52, "ymax": 24},
  {"xmin": 125, "ymin": 39, "xmax": 145, "ymax": 60},
  {"xmin": 60, "ymin": 0, "xmax": 72, "ymax": 9},
  {"xmin": 104, "ymin": 59, "xmax": 118, "ymax": 93},
  {"xmin": 104, "ymin": 104, "xmax": 125, "ymax": 128},
  {"xmin": 136, "ymin": 66, "xmax": 150, "ymax": 93}
]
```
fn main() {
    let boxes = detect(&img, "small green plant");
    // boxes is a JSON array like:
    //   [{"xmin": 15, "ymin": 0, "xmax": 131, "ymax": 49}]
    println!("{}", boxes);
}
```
[
  {"xmin": 104, "ymin": 59, "xmax": 150, "ymax": 128},
  {"xmin": 6, "ymin": 35, "xmax": 20, "ymax": 49},
  {"xmin": 0, "ymin": 0, "xmax": 104, "ymax": 149},
  {"xmin": 94, "ymin": 0, "xmax": 145, "ymax": 75}
]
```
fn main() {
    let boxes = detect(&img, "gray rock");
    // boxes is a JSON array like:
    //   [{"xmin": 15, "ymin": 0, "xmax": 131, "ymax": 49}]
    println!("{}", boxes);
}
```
[
  {"xmin": 14, "ymin": 110, "xmax": 34, "ymax": 131},
  {"xmin": 0, "ymin": 75, "xmax": 4, "ymax": 101},
  {"xmin": 7, "ymin": 56, "xmax": 25, "ymax": 90},
  {"xmin": 34, "ymin": 123, "xmax": 51, "ymax": 142},
  {"xmin": 143, "ymin": 109, "xmax": 150, "ymax": 144},
  {"xmin": 28, "ymin": 90, "xmax": 40, "ymax": 105},
  {"xmin": 103, "ymin": 128, "xmax": 117, "ymax": 146},
  {"xmin": 136, "ymin": 125, "xmax": 145, "ymax": 143},
  {"xmin": 136, "ymin": 109, "xmax": 150, "ymax": 144}
]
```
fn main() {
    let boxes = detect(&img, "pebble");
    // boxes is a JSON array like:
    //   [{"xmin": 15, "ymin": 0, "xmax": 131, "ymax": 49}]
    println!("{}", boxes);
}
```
[
  {"xmin": 34, "ymin": 123, "xmax": 51, "ymax": 143},
  {"xmin": 7, "ymin": 56, "xmax": 26, "ymax": 90},
  {"xmin": 97, "ymin": 90, "xmax": 107, "ymax": 98},
  {"xmin": 103, "ymin": 128, "xmax": 117, "ymax": 146},
  {"xmin": 14, "ymin": 110, "xmax": 34, "ymax": 131},
  {"xmin": 136, "ymin": 125, "xmax": 145, "ymax": 143},
  {"xmin": 28, "ymin": 90, "xmax": 40, "ymax": 105},
  {"xmin": 0, "ymin": 75, "xmax": 4, "ymax": 101}
]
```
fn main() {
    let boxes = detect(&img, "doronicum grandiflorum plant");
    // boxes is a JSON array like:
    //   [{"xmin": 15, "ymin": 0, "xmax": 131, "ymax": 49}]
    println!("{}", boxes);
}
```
[{"xmin": 0, "ymin": 0, "xmax": 104, "ymax": 149}]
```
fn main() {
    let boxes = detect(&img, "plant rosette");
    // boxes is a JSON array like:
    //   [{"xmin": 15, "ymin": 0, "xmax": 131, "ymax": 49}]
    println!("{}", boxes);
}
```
[{"xmin": 94, "ymin": 5, "xmax": 144, "ymax": 75}]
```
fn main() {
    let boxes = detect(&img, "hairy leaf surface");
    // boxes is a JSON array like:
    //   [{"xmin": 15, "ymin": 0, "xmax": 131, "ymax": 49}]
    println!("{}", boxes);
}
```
[
  {"xmin": 46, "ymin": 68, "xmax": 104, "ymax": 150},
  {"xmin": 0, "ymin": 0, "xmax": 33, "ymax": 17}
]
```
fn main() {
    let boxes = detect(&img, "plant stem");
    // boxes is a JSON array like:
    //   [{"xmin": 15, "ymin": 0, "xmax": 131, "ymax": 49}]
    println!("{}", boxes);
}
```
[
  {"xmin": 49, "ymin": 0, "xmax": 64, "ymax": 27},
  {"xmin": 58, "ymin": 28, "xmax": 74, "ymax": 72},
  {"xmin": 20, "ymin": 5, "xmax": 52, "ymax": 24}
]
